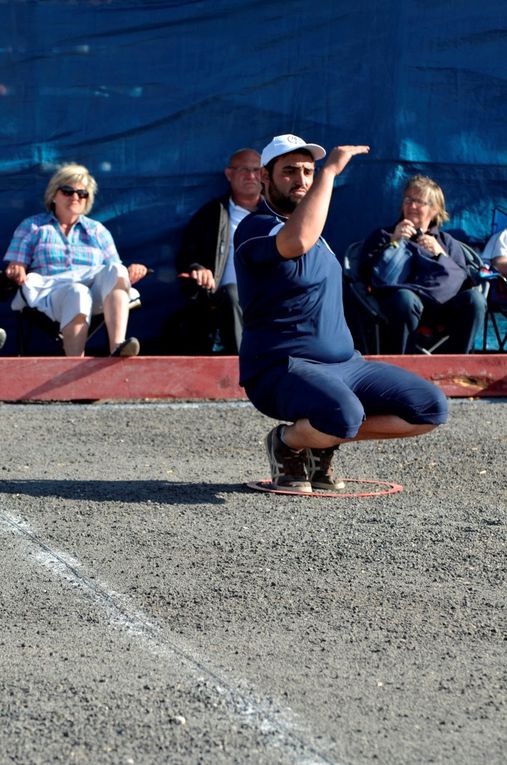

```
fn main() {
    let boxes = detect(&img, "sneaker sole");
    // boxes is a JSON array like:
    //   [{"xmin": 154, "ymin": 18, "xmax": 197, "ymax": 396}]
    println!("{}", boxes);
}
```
[
  {"xmin": 272, "ymin": 481, "xmax": 313, "ymax": 493},
  {"xmin": 118, "ymin": 338, "xmax": 140, "ymax": 357},
  {"xmin": 311, "ymin": 479, "xmax": 346, "ymax": 490}
]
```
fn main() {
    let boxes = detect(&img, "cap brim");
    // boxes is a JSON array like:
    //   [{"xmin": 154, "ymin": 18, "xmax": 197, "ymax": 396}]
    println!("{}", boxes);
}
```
[{"xmin": 302, "ymin": 143, "xmax": 326, "ymax": 161}]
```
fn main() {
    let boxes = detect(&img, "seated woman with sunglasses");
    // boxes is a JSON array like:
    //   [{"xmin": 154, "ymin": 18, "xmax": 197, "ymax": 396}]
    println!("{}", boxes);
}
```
[{"xmin": 3, "ymin": 163, "xmax": 147, "ymax": 356}]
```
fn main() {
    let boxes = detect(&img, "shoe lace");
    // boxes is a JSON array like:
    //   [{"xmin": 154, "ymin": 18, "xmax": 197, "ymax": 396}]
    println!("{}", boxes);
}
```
[
  {"xmin": 280, "ymin": 448, "xmax": 308, "ymax": 478},
  {"xmin": 273, "ymin": 432, "xmax": 308, "ymax": 479},
  {"xmin": 306, "ymin": 447, "xmax": 336, "ymax": 478}
]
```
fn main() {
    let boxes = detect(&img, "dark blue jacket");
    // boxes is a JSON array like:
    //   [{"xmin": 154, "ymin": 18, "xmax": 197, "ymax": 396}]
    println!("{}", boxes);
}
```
[{"xmin": 362, "ymin": 225, "xmax": 470, "ymax": 304}]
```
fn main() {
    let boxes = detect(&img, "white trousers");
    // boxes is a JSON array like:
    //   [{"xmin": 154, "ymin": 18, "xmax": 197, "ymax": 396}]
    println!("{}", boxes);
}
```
[{"xmin": 13, "ymin": 263, "xmax": 138, "ymax": 329}]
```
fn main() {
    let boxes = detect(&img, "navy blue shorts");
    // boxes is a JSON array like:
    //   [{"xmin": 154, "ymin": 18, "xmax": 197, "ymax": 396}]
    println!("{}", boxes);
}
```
[{"xmin": 244, "ymin": 353, "xmax": 448, "ymax": 439}]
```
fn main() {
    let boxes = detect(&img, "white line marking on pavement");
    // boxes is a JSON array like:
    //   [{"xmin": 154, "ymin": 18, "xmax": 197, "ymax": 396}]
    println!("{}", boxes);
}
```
[{"xmin": 0, "ymin": 509, "xmax": 348, "ymax": 765}]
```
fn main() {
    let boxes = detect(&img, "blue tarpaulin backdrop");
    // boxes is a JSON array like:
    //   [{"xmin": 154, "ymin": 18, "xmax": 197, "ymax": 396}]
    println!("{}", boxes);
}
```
[{"xmin": 0, "ymin": 0, "xmax": 505, "ymax": 354}]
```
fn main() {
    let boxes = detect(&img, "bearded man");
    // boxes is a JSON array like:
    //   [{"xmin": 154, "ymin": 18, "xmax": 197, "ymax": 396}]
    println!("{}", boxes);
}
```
[{"xmin": 234, "ymin": 134, "xmax": 448, "ymax": 492}]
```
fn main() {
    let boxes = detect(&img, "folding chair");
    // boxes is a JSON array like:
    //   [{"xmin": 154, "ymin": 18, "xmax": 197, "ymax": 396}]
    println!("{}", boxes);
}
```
[
  {"xmin": 491, "ymin": 206, "xmax": 507, "ymax": 235},
  {"xmin": 477, "ymin": 207, "xmax": 507, "ymax": 352},
  {"xmin": 412, "ymin": 324, "xmax": 450, "ymax": 355},
  {"xmin": 341, "ymin": 241, "xmax": 385, "ymax": 354},
  {"xmin": 13, "ymin": 288, "xmax": 141, "ymax": 356},
  {"xmin": 482, "ymin": 272, "xmax": 507, "ymax": 352},
  {"xmin": 172, "ymin": 273, "xmax": 220, "ymax": 354}
]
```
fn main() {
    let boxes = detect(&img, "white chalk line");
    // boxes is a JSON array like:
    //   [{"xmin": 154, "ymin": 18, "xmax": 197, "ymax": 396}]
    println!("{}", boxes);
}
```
[{"xmin": 0, "ymin": 509, "xmax": 348, "ymax": 765}]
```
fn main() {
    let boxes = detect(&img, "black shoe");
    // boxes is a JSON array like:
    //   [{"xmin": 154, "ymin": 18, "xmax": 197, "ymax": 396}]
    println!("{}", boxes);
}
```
[
  {"xmin": 110, "ymin": 337, "xmax": 140, "ymax": 357},
  {"xmin": 265, "ymin": 425, "xmax": 312, "ymax": 493},
  {"xmin": 305, "ymin": 446, "xmax": 345, "ymax": 490}
]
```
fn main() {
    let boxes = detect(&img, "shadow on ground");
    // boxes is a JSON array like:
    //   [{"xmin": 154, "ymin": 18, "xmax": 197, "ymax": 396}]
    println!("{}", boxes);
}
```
[{"xmin": 0, "ymin": 479, "xmax": 250, "ymax": 504}]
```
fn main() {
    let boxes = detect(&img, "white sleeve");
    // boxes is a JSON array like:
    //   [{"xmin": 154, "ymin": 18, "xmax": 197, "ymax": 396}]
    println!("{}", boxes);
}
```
[{"xmin": 482, "ymin": 229, "xmax": 507, "ymax": 264}]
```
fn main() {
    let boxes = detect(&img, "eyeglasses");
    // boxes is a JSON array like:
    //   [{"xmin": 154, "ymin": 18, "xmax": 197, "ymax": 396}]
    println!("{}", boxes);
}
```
[
  {"xmin": 228, "ymin": 166, "xmax": 261, "ymax": 175},
  {"xmin": 403, "ymin": 195, "xmax": 431, "ymax": 207},
  {"xmin": 58, "ymin": 185, "xmax": 90, "ymax": 199}
]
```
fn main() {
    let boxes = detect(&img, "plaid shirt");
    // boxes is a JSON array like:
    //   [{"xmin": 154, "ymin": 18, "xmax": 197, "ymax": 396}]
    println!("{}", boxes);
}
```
[{"xmin": 3, "ymin": 212, "xmax": 121, "ymax": 275}]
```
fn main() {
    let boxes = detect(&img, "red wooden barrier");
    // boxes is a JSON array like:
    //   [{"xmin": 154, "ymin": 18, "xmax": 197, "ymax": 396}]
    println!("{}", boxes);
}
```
[{"xmin": 1, "ymin": 355, "xmax": 506, "ymax": 402}]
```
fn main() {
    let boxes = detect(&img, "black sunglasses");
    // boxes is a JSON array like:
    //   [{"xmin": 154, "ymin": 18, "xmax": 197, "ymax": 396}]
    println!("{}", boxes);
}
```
[{"xmin": 58, "ymin": 185, "xmax": 89, "ymax": 199}]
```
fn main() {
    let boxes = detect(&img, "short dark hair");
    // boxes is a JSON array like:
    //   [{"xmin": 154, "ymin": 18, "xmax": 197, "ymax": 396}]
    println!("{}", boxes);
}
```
[{"xmin": 264, "ymin": 148, "xmax": 315, "ymax": 179}]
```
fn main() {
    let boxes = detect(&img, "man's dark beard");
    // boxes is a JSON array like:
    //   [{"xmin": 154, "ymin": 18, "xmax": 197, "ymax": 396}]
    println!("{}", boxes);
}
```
[{"xmin": 267, "ymin": 180, "xmax": 299, "ymax": 214}]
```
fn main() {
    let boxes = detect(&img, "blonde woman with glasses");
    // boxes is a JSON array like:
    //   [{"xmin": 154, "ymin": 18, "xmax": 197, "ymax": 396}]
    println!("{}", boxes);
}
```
[
  {"xmin": 361, "ymin": 175, "xmax": 486, "ymax": 354},
  {"xmin": 4, "ymin": 163, "xmax": 147, "ymax": 356}
]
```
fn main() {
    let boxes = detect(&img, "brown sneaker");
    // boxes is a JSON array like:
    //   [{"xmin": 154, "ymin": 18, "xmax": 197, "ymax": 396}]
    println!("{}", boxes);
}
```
[
  {"xmin": 265, "ymin": 425, "xmax": 312, "ymax": 493},
  {"xmin": 305, "ymin": 446, "xmax": 345, "ymax": 490}
]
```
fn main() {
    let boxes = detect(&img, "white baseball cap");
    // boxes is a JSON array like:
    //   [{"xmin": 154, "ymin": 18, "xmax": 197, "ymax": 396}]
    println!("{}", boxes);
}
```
[{"xmin": 261, "ymin": 134, "xmax": 326, "ymax": 167}]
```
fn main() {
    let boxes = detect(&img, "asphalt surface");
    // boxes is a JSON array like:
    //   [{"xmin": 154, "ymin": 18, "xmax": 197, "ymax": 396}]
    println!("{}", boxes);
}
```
[{"xmin": 0, "ymin": 399, "xmax": 505, "ymax": 765}]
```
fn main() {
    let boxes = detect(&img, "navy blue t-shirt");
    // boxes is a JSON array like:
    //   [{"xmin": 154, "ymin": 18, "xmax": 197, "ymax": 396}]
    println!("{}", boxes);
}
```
[{"xmin": 234, "ymin": 199, "xmax": 355, "ymax": 384}]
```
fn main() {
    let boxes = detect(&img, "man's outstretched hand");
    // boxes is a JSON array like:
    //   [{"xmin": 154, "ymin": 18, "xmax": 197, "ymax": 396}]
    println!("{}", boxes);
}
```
[{"xmin": 325, "ymin": 145, "xmax": 370, "ymax": 176}]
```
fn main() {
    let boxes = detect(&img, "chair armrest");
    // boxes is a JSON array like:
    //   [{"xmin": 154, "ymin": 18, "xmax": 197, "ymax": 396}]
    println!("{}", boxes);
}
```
[{"xmin": 348, "ymin": 283, "xmax": 387, "ymax": 322}]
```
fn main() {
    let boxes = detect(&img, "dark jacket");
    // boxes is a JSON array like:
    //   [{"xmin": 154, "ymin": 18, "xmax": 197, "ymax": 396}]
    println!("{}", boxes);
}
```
[
  {"xmin": 361, "ymin": 225, "xmax": 470, "ymax": 304},
  {"xmin": 176, "ymin": 194, "xmax": 231, "ymax": 290}
]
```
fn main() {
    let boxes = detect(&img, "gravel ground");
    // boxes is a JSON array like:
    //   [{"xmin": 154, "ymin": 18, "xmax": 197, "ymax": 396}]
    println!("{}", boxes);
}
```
[{"xmin": 0, "ymin": 399, "xmax": 505, "ymax": 765}]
